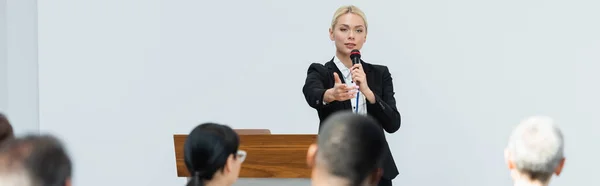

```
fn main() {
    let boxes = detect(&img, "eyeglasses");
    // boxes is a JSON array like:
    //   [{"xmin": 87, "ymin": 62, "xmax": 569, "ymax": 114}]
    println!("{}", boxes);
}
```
[{"xmin": 236, "ymin": 150, "xmax": 247, "ymax": 163}]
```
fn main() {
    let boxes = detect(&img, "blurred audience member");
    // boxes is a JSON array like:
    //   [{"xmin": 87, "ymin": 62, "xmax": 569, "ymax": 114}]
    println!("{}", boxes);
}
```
[
  {"xmin": 184, "ymin": 123, "xmax": 245, "ymax": 186},
  {"xmin": 0, "ymin": 113, "xmax": 15, "ymax": 144},
  {"xmin": 0, "ymin": 160, "xmax": 35, "ymax": 186},
  {"xmin": 307, "ymin": 111, "xmax": 387, "ymax": 186},
  {"xmin": 0, "ymin": 134, "xmax": 72, "ymax": 186},
  {"xmin": 505, "ymin": 116, "xmax": 566, "ymax": 186}
]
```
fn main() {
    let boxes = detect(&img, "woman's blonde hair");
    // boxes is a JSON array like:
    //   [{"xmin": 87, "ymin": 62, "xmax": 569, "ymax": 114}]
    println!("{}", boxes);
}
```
[{"xmin": 330, "ymin": 5, "xmax": 368, "ymax": 31}]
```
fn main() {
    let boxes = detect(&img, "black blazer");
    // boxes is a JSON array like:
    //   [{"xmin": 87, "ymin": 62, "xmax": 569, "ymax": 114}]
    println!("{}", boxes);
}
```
[{"xmin": 302, "ymin": 58, "xmax": 401, "ymax": 180}]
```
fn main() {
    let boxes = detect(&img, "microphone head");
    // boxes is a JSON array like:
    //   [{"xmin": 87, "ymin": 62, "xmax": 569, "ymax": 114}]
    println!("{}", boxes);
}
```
[
  {"xmin": 350, "ymin": 49, "xmax": 361, "ymax": 59},
  {"xmin": 350, "ymin": 50, "xmax": 361, "ymax": 65}
]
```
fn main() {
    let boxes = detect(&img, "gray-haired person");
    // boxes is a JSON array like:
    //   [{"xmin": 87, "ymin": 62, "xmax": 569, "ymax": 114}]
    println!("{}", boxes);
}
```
[{"xmin": 504, "ymin": 116, "xmax": 566, "ymax": 186}]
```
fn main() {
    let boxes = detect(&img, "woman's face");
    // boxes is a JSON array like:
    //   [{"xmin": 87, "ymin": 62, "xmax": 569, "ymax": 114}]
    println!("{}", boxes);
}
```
[{"xmin": 330, "ymin": 13, "xmax": 367, "ymax": 56}]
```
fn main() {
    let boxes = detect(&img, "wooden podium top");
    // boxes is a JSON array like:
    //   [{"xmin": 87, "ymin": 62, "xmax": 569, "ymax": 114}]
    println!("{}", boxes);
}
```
[{"xmin": 173, "ymin": 129, "xmax": 316, "ymax": 178}]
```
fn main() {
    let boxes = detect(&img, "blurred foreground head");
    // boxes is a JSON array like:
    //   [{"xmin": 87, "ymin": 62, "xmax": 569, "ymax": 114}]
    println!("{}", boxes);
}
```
[
  {"xmin": 505, "ymin": 116, "xmax": 565, "ymax": 185},
  {"xmin": 307, "ymin": 111, "xmax": 386, "ymax": 186},
  {"xmin": 0, "ymin": 113, "xmax": 15, "ymax": 144},
  {"xmin": 0, "ymin": 134, "xmax": 72, "ymax": 186},
  {"xmin": 184, "ymin": 123, "xmax": 244, "ymax": 186}
]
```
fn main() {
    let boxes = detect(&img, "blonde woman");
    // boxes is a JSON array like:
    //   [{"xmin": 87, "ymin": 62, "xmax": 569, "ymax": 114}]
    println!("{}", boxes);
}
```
[{"xmin": 302, "ymin": 5, "xmax": 401, "ymax": 186}]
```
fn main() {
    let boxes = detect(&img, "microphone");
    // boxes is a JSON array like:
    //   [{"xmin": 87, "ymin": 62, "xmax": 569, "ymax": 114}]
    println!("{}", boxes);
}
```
[
  {"xmin": 349, "ymin": 49, "xmax": 361, "ymax": 113},
  {"xmin": 350, "ymin": 49, "xmax": 361, "ymax": 65}
]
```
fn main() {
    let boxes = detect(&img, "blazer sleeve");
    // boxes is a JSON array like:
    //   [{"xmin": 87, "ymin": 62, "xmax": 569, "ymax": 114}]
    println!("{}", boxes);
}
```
[
  {"xmin": 367, "ymin": 66, "xmax": 401, "ymax": 133},
  {"xmin": 302, "ymin": 63, "xmax": 333, "ymax": 109}
]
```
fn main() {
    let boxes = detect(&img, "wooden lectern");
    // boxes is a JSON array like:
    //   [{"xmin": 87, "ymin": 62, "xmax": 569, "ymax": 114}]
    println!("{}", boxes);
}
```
[{"xmin": 173, "ymin": 129, "xmax": 317, "ymax": 178}]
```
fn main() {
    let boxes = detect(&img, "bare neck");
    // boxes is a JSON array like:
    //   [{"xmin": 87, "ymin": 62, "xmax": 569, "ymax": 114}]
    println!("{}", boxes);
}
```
[
  {"xmin": 514, "ymin": 179, "xmax": 547, "ymax": 186},
  {"xmin": 204, "ymin": 177, "xmax": 231, "ymax": 186},
  {"xmin": 335, "ymin": 52, "xmax": 353, "ymax": 69},
  {"xmin": 311, "ymin": 167, "xmax": 356, "ymax": 186},
  {"xmin": 512, "ymin": 173, "xmax": 549, "ymax": 186}
]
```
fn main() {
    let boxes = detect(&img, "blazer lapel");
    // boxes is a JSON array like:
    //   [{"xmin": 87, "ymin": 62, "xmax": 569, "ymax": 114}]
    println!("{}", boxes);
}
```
[{"xmin": 325, "ymin": 59, "xmax": 346, "ymax": 84}]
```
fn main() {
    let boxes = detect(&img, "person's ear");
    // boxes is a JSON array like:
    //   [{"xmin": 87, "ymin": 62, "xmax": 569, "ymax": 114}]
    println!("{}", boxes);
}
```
[
  {"xmin": 505, "ymin": 148, "xmax": 515, "ymax": 169},
  {"xmin": 329, "ymin": 28, "xmax": 335, "ymax": 41},
  {"xmin": 65, "ymin": 178, "xmax": 72, "ymax": 186},
  {"xmin": 306, "ymin": 144, "xmax": 318, "ymax": 168},
  {"xmin": 555, "ymin": 157, "xmax": 566, "ymax": 176},
  {"xmin": 225, "ymin": 154, "xmax": 235, "ymax": 173},
  {"xmin": 368, "ymin": 168, "xmax": 383, "ymax": 185}
]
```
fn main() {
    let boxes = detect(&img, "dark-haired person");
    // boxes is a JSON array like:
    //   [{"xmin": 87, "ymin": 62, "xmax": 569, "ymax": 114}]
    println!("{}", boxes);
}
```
[
  {"xmin": 0, "ymin": 113, "xmax": 15, "ymax": 144},
  {"xmin": 302, "ymin": 5, "xmax": 401, "ymax": 186},
  {"xmin": 0, "ymin": 134, "xmax": 72, "ymax": 186},
  {"xmin": 184, "ymin": 123, "xmax": 246, "ymax": 186},
  {"xmin": 307, "ymin": 111, "xmax": 386, "ymax": 186}
]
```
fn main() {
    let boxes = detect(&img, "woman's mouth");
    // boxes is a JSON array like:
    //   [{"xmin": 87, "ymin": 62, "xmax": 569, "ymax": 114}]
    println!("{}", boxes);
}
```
[{"xmin": 345, "ymin": 43, "xmax": 356, "ymax": 49}]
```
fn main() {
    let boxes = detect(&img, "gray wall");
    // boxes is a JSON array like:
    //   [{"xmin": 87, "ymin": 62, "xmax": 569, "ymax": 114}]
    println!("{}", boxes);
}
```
[
  {"xmin": 0, "ymin": 0, "xmax": 7, "ymax": 112},
  {"xmin": 32, "ymin": 0, "xmax": 600, "ymax": 186},
  {"xmin": 0, "ymin": 0, "xmax": 39, "ymax": 135}
]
